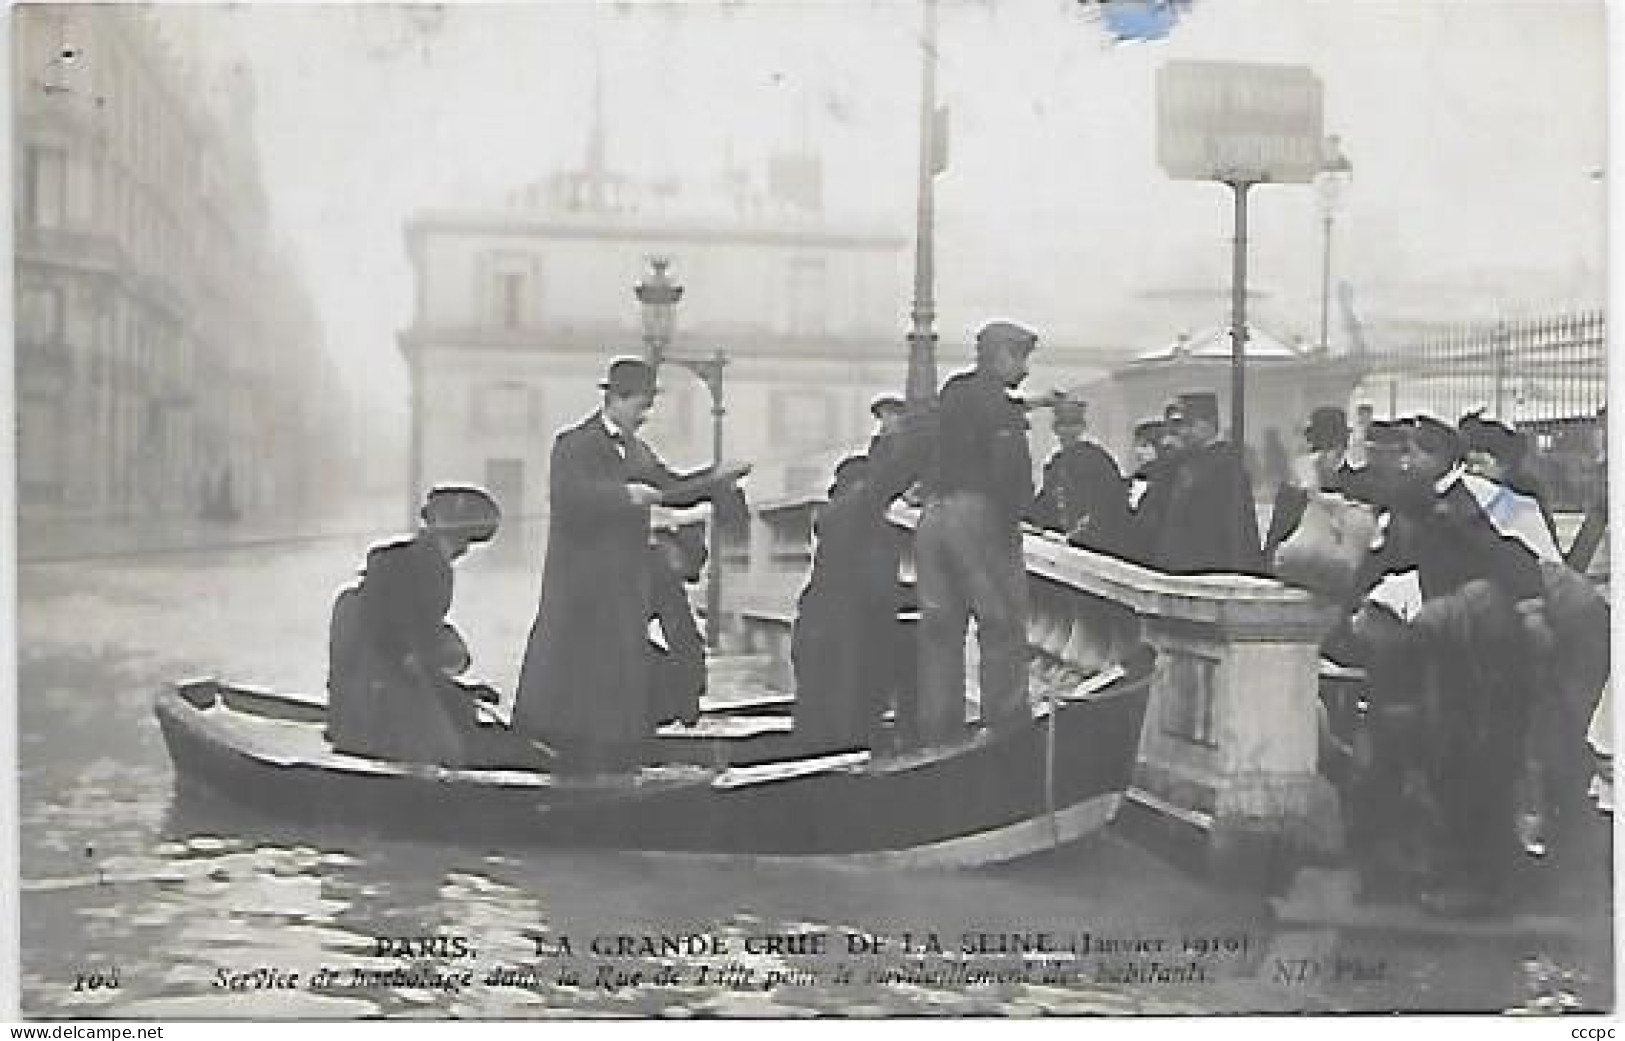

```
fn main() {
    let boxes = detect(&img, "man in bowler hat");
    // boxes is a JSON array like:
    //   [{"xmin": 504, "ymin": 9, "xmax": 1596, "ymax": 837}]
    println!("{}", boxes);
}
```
[{"xmin": 514, "ymin": 357, "xmax": 750, "ymax": 778}]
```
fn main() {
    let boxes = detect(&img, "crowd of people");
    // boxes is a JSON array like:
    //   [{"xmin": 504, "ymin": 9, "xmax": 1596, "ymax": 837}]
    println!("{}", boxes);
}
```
[
  {"xmin": 787, "ymin": 319, "xmax": 1608, "ymax": 915},
  {"xmin": 316, "ymin": 325, "xmax": 1609, "ymax": 916}
]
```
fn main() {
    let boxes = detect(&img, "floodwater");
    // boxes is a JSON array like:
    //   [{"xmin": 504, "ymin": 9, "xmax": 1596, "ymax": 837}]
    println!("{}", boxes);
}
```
[{"xmin": 15, "ymin": 509, "xmax": 1613, "ymax": 1019}]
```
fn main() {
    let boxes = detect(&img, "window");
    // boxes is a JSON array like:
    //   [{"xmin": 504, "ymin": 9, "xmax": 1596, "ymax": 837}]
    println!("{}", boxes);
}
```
[
  {"xmin": 18, "ymin": 285, "xmax": 65, "ymax": 344},
  {"xmin": 17, "ymin": 399, "xmax": 61, "ymax": 498},
  {"xmin": 787, "ymin": 257, "xmax": 828, "ymax": 335},
  {"xmin": 499, "ymin": 271, "xmax": 526, "ymax": 329},
  {"xmin": 471, "ymin": 382, "xmax": 540, "ymax": 435},
  {"xmin": 483, "ymin": 253, "xmax": 541, "ymax": 329},
  {"xmin": 768, "ymin": 388, "xmax": 837, "ymax": 449},
  {"xmin": 24, "ymin": 146, "xmax": 67, "ymax": 228}
]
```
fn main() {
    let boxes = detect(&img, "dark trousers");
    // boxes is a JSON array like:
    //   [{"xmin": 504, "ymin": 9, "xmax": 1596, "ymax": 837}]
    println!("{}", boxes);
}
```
[
  {"xmin": 1415, "ymin": 581, "xmax": 1533, "ymax": 895},
  {"xmin": 915, "ymin": 493, "xmax": 1029, "ymax": 745}
]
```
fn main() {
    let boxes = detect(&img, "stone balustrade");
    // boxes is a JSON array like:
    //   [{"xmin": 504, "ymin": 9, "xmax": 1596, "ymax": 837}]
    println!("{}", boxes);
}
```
[{"xmin": 738, "ymin": 492, "xmax": 1345, "ymax": 884}]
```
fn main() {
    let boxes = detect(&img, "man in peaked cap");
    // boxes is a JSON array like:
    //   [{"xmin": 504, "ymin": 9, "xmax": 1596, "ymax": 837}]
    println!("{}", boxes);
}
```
[
  {"xmin": 913, "ymin": 319, "xmax": 1041, "ymax": 746},
  {"xmin": 1152, "ymin": 391, "xmax": 1263, "ymax": 575},
  {"xmin": 514, "ymin": 355, "xmax": 752, "ymax": 779},
  {"xmin": 1029, "ymin": 392, "xmax": 1131, "ymax": 556},
  {"xmin": 1341, "ymin": 412, "xmax": 1553, "ymax": 914}
]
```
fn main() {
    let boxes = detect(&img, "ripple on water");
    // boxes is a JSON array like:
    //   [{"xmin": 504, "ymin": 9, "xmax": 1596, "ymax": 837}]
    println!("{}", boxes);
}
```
[{"xmin": 114, "ymin": 991, "xmax": 383, "ymax": 1019}]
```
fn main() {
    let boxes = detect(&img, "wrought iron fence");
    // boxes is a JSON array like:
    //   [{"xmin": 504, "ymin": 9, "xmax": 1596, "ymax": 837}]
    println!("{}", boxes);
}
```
[{"xmin": 1355, "ymin": 310, "xmax": 1607, "ymax": 511}]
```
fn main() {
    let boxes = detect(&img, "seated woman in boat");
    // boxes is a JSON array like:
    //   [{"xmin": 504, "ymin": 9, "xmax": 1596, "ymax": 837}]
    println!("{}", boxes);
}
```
[{"xmin": 326, "ymin": 485, "xmax": 542, "ymax": 769}]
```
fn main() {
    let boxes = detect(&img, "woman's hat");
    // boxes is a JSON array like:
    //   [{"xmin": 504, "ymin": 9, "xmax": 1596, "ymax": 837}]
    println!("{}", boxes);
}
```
[{"xmin": 421, "ymin": 484, "xmax": 501, "ymax": 542}]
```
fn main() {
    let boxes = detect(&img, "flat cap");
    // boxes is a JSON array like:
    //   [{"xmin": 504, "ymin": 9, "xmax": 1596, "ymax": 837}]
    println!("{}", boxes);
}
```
[{"xmin": 975, "ymin": 320, "xmax": 1039, "ymax": 352}]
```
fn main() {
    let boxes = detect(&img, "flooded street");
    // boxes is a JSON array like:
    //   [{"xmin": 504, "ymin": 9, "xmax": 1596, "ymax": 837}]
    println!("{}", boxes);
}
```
[{"xmin": 16, "ymin": 510, "xmax": 1612, "ymax": 1019}]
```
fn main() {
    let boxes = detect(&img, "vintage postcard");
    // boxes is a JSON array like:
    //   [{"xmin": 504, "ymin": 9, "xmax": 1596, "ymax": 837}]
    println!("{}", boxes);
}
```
[{"xmin": 9, "ymin": 0, "xmax": 1613, "ymax": 1023}]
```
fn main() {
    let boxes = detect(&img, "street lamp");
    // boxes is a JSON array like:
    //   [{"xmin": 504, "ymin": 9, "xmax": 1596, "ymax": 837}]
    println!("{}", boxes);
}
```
[
  {"xmin": 632, "ymin": 257, "xmax": 728, "ymax": 650},
  {"xmin": 1315, "ymin": 135, "xmax": 1353, "ymax": 354},
  {"xmin": 634, "ymin": 255, "xmax": 683, "ymax": 368}
]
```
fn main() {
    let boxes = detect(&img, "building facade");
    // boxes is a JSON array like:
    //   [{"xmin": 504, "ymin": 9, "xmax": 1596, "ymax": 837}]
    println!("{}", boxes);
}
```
[
  {"xmin": 12, "ymin": 6, "xmax": 353, "ymax": 523},
  {"xmin": 399, "ymin": 163, "xmax": 918, "ymax": 558}
]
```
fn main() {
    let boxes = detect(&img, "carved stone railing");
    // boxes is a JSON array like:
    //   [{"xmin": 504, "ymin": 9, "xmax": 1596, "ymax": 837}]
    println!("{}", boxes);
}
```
[
  {"xmin": 1017, "ymin": 530, "xmax": 1345, "ymax": 881},
  {"xmin": 739, "ymin": 492, "xmax": 1344, "ymax": 882}
]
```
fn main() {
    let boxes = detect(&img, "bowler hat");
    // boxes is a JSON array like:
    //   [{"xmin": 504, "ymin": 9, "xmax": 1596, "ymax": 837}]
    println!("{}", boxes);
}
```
[
  {"xmin": 599, "ymin": 356, "xmax": 659, "ymax": 397},
  {"xmin": 1305, "ymin": 406, "xmax": 1349, "ymax": 450},
  {"xmin": 869, "ymin": 393, "xmax": 907, "ymax": 419},
  {"xmin": 1176, "ymin": 392, "xmax": 1220, "ymax": 426}
]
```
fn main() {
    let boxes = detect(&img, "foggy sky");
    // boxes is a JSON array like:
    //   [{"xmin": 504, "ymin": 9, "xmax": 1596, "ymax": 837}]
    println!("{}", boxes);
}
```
[{"xmin": 170, "ymin": 1, "xmax": 1608, "ymax": 416}]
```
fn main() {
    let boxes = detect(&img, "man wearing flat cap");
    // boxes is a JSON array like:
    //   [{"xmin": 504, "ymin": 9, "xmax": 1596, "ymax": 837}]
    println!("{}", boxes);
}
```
[
  {"xmin": 914, "ymin": 320, "xmax": 1040, "ymax": 745},
  {"xmin": 1153, "ymin": 391, "xmax": 1264, "ymax": 575},
  {"xmin": 514, "ymin": 356, "xmax": 751, "ymax": 778},
  {"xmin": 1343, "ymin": 413, "xmax": 1555, "ymax": 914}
]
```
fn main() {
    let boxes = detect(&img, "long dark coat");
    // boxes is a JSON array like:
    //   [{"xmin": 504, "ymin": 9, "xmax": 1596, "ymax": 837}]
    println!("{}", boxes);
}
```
[
  {"xmin": 791, "ymin": 452, "xmax": 917, "ymax": 750},
  {"xmin": 513, "ymin": 414, "xmax": 704, "ymax": 752},
  {"xmin": 647, "ymin": 544, "xmax": 706, "ymax": 728},
  {"xmin": 326, "ymin": 534, "xmax": 474, "ymax": 766},
  {"xmin": 1154, "ymin": 440, "xmax": 1264, "ymax": 575},
  {"xmin": 1030, "ymin": 439, "xmax": 1132, "ymax": 555}
]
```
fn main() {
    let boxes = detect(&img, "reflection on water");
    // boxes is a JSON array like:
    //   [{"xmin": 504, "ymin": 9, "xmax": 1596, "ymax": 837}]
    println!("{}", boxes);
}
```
[{"xmin": 18, "ymin": 549, "xmax": 1613, "ymax": 1019}]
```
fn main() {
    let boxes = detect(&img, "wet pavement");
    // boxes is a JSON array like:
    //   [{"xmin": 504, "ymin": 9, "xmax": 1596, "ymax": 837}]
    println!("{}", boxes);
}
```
[{"xmin": 15, "ymin": 505, "xmax": 1615, "ymax": 1018}]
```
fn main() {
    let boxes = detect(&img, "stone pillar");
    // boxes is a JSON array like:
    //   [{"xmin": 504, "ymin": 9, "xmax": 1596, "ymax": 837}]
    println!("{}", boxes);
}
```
[{"xmin": 1023, "ymin": 538, "xmax": 1344, "ymax": 890}]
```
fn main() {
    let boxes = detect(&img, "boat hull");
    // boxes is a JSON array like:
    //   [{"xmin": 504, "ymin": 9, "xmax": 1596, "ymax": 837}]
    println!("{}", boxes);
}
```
[{"xmin": 156, "ymin": 673, "xmax": 1150, "ymax": 865}]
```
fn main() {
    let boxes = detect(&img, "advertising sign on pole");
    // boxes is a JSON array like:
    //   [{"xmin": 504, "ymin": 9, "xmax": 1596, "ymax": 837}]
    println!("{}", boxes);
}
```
[{"xmin": 1158, "ymin": 60, "xmax": 1325, "ymax": 183}]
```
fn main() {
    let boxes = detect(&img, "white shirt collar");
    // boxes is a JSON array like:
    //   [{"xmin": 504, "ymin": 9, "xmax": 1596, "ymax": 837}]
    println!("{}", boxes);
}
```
[
  {"xmin": 601, "ymin": 413, "xmax": 629, "ymax": 455},
  {"xmin": 1432, "ymin": 464, "xmax": 1464, "ymax": 494}
]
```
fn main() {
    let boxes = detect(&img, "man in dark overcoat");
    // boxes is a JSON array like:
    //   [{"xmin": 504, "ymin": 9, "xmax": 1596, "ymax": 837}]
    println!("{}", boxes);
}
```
[
  {"xmin": 1153, "ymin": 392, "xmax": 1264, "ymax": 575},
  {"xmin": 513, "ymin": 357, "xmax": 748, "ymax": 778},
  {"xmin": 1028, "ymin": 395, "xmax": 1131, "ymax": 556},
  {"xmin": 792, "ymin": 451, "xmax": 917, "ymax": 751}
]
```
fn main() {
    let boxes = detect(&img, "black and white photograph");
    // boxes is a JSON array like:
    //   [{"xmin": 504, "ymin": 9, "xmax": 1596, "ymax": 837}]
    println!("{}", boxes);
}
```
[{"xmin": 9, "ymin": 0, "xmax": 1614, "ymax": 1022}]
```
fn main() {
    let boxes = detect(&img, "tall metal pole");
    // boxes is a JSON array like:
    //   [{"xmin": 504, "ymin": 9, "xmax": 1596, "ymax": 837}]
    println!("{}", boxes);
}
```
[
  {"xmin": 1318, "ymin": 211, "xmax": 1333, "ymax": 353},
  {"xmin": 905, "ymin": 0, "xmax": 940, "ymax": 405},
  {"xmin": 406, "ymin": 348, "xmax": 423, "ymax": 525},
  {"xmin": 704, "ymin": 352, "xmax": 726, "ymax": 650},
  {"xmin": 1229, "ymin": 179, "xmax": 1253, "ymax": 450}
]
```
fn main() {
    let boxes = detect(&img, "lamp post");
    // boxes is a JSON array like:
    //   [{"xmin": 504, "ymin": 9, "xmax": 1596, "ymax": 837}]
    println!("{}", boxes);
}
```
[
  {"xmin": 634, "ymin": 256, "xmax": 683, "ymax": 368},
  {"xmin": 633, "ymin": 257, "xmax": 728, "ymax": 649},
  {"xmin": 1315, "ymin": 135, "xmax": 1353, "ymax": 354},
  {"xmin": 904, "ymin": 0, "xmax": 941, "ymax": 407}
]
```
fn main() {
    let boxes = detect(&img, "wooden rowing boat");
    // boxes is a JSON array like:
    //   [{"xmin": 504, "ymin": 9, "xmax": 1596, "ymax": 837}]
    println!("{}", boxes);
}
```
[{"xmin": 155, "ymin": 664, "xmax": 1150, "ymax": 866}]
